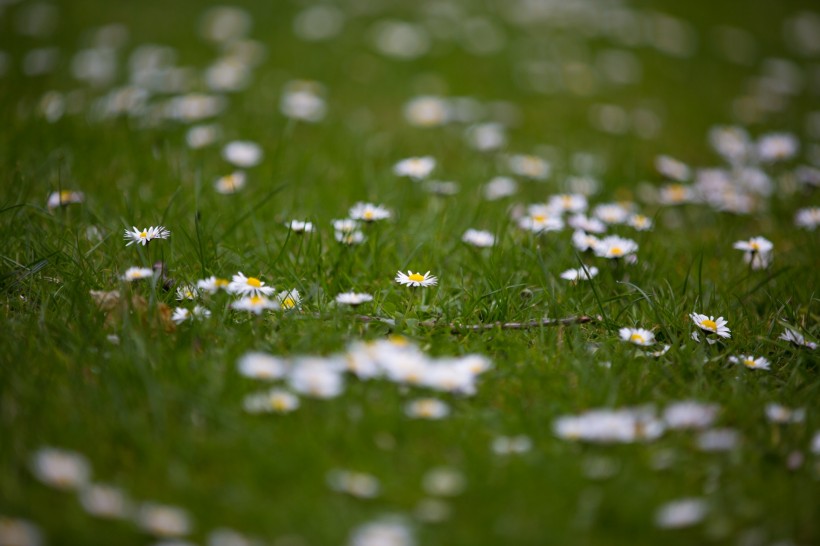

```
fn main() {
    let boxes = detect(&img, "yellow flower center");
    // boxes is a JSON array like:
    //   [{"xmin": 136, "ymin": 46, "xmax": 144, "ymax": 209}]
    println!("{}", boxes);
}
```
[
  {"xmin": 743, "ymin": 359, "xmax": 755, "ymax": 367},
  {"xmin": 271, "ymin": 397, "xmax": 289, "ymax": 411},
  {"xmin": 250, "ymin": 296, "xmax": 263, "ymax": 305},
  {"xmin": 533, "ymin": 214, "xmax": 546, "ymax": 222},
  {"xmin": 283, "ymin": 297, "xmax": 295, "ymax": 309},
  {"xmin": 215, "ymin": 278, "xmax": 229, "ymax": 287},
  {"xmin": 60, "ymin": 190, "xmax": 72, "ymax": 201},
  {"xmin": 247, "ymin": 277, "xmax": 262, "ymax": 288},
  {"xmin": 630, "ymin": 333, "xmax": 645, "ymax": 343},
  {"xmin": 388, "ymin": 335, "xmax": 408, "ymax": 346},
  {"xmin": 700, "ymin": 319, "xmax": 717, "ymax": 331},
  {"xmin": 670, "ymin": 185, "xmax": 685, "ymax": 200},
  {"xmin": 750, "ymin": 241, "xmax": 759, "ymax": 251},
  {"xmin": 610, "ymin": 246, "xmax": 623, "ymax": 257},
  {"xmin": 140, "ymin": 231, "xmax": 148, "ymax": 238},
  {"xmin": 363, "ymin": 210, "xmax": 374, "ymax": 220},
  {"xmin": 408, "ymin": 273, "xmax": 425, "ymax": 282}
]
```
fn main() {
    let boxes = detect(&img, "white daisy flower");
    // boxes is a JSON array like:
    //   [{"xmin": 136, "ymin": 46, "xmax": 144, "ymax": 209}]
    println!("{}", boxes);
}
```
[
  {"xmin": 461, "ymin": 229, "xmax": 495, "ymax": 248},
  {"xmin": 690, "ymin": 313, "xmax": 731, "ymax": 342},
  {"xmin": 277, "ymin": 289, "xmax": 301, "ymax": 310},
  {"xmin": 335, "ymin": 292, "xmax": 373, "ymax": 306},
  {"xmin": 0, "ymin": 517, "xmax": 42, "ymax": 546},
  {"xmin": 335, "ymin": 230, "xmax": 365, "ymax": 245},
  {"xmin": 757, "ymin": 132, "xmax": 799, "ymax": 163},
  {"xmin": 222, "ymin": 140, "xmax": 262, "ymax": 168},
  {"xmin": 655, "ymin": 498, "xmax": 707, "ymax": 529},
  {"xmin": 243, "ymin": 388, "xmax": 300, "ymax": 414},
  {"xmin": 121, "ymin": 267, "xmax": 154, "ymax": 282},
  {"xmin": 405, "ymin": 398, "xmax": 450, "ymax": 420},
  {"xmin": 572, "ymin": 230, "xmax": 600, "ymax": 252},
  {"xmin": 658, "ymin": 183, "xmax": 695, "ymax": 205},
  {"xmin": 280, "ymin": 80, "xmax": 326, "ymax": 122},
  {"xmin": 196, "ymin": 276, "xmax": 230, "ymax": 293},
  {"xmin": 175, "ymin": 285, "xmax": 199, "ymax": 301},
  {"xmin": 663, "ymin": 401, "xmax": 719, "ymax": 430},
  {"xmin": 214, "ymin": 171, "xmax": 246, "ymax": 194},
  {"xmin": 288, "ymin": 359, "xmax": 344, "ymax": 398},
  {"xmin": 593, "ymin": 235, "xmax": 638, "ymax": 259},
  {"xmin": 332, "ymin": 218, "xmax": 359, "ymax": 233},
  {"xmin": 654, "ymin": 155, "xmax": 691, "ymax": 182},
  {"xmin": 592, "ymin": 203, "xmax": 630, "ymax": 224},
  {"xmin": 779, "ymin": 329, "xmax": 817, "ymax": 349},
  {"xmin": 642, "ymin": 344, "xmax": 671, "ymax": 358},
  {"xmin": 553, "ymin": 408, "xmax": 665, "ymax": 443},
  {"xmin": 30, "ymin": 448, "xmax": 90, "ymax": 490},
  {"xmin": 627, "ymin": 214, "xmax": 653, "ymax": 231},
  {"xmin": 185, "ymin": 123, "xmax": 220, "ymax": 149},
  {"xmin": 568, "ymin": 214, "xmax": 606, "ymax": 234},
  {"xmin": 238, "ymin": 352, "xmax": 288, "ymax": 380},
  {"xmin": 619, "ymin": 327, "xmax": 655, "ymax": 346},
  {"xmin": 404, "ymin": 95, "xmax": 450, "ymax": 127},
  {"xmin": 327, "ymin": 469, "xmax": 381, "ymax": 498},
  {"xmin": 47, "ymin": 190, "xmax": 84, "ymax": 210},
  {"xmin": 728, "ymin": 355, "xmax": 770, "ymax": 370},
  {"xmin": 286, "ymin": 220, "xmax": 314, "ymax": 233},
  {"xmin": 227, "ymin": 272, "xmax": 274, "ymax": 297},
  {"xmin": 560, "ymin": 265, "xmax": 599, "ymax": 282},
  {"xmin": 347, "ymin": 517, "xmax": 414, "ymax": 546},
  {"xmin": 733, "ymin": 236, "xmax": 773, "ymax": 270},
  {"xmin": 466, "ymin": 122, "xmax": 506, "ymax": 151},
  {"xmin": 508, "ymin": 154, "xmax": 550, "ymax": 180},
  {"xmin": 518, "ymin": 208, "xmax": 564, "ymax": 233},
  {"xmin": 697, "ymin": 428, "xmax": 740, "ymax": 452},
  {"xmin": 482, "ymin": 176, "xmax": 517, "ymax": 201},
  {"xmin": 136, "ymin": 503, "xmax": 191, "ymax": 538},
  {"xmin": 548, "ymin": 193, "xmax": 587, "ymax": 214},
  {"xmin": 395, "ymin": 270, "xmax": 438, "ymax": 287},
  {"xmin": 795, "ymin": 207, "xmax": 820, "ymax": 230},
  {"xmin": 231, "ymin": 295, "xmax": 279, "ymax": 314},
  {"xmin": 79, "ymin": 484, "xmax": 131, "ymax": 520},
  {"xmin": 349, "ymin": 202, "xmax": 391, "ymax": 222},
  {"xmin": 393, "ymin": 156, "xmax": 436, "ymax": 180},
  {"xmin": 764, "ymin": 403, "xmax": 805, "ymax": 424},
  {"xmin": 171, "ymin": 308, "xmax": 191, "ymax": 324},
  {"xmin": 123, "ymin": 225, "xmax": 170, "ymax": 246}
]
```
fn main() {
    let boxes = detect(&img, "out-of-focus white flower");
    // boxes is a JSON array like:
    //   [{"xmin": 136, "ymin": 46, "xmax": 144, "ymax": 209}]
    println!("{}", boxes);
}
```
[
  {"xmin": 79, "ymin": 484, "xmax": 131, "ymax": 519},
  {"xmin": 0, "ymin": 516, "xmax": 42, "ymax": 546},
  {"xmin": 618, "ymin": 327, "xmax": 655, "ymax": 346},
  {"xmin": 222, "ymin": 141, "xmax": 262, "ymax": 168},
  {"xmin": 663, "ymin": 401, "xmax": 719, "ymax": 430},
  {"xmin": 554, "ymin": 407, "xmax": 664, "ymax": 443},
  {"xmin": 31, "ymin": 448, "xmax": 90, "ymax": 490},
  {"xmin": 779, "ymin": 329, "xmax": 817, "ymax": 349},
  {"xmin": 405, "ymin": 398, "xmax": 450, "ymax": 420},
  {"xmin": 136, "ymin": 503, "xmax": 192, "ymax": 538},
  {"xmin": 655, "ymin": 498, "xmax": 707, "ymax": 529},
  {"xmin": 466, "ymin": 122, "xmax": 506, "ymax": 151},
  {"xmin": 289, "ymin": 358, "xmax": 344, "ymax": 398},
  {"xmin": 655, "ymin": 155, "xmax": 691, "ymax": 181},
  {"xmin": 327, "ymin": 470, "xmax": 380, "ymax": 498},
  {"xmin": 508, "ymin": 154, "xmax": 550, "ymax": 180},
  {"xmin": 764, "ymin": 403, "xmax": 805, "ymax": 424},
  {"xmin": 422, "ymin": 467, "xmax": 465, "ymax": 497},
  {"xmin": 697, "ymin": 428, "xmax": 740, "ymax": 452},
  {"xmin": 335, "ymin": 292, "xmax": 374, "ymax": 306},
  {"xmin": 347, "ymin": 515, "xmax": 414, "ymax": 546},
  {"xmin": 461, "ymin": 229, "xmax": 495, "ymax": 248},
  {"xmin": 214, "ymin": 171, "xmax": 246, "ymax": 195},
  {"xmin": 757, "ymin": 132, "xmax": 799, "ymax": 162},
  {"xmin": 403, "ymin": 96, "xmax": 450, "ymax": 127},
  {"xmin": 560, "ymin": 266, "xmax": 599, "ymax": 282},
  {"xmin": 238, "ymin": 352, "xmax": 288, "ymax": 380},
  {"xmin": 482, "ymin": 176, "xmax": 517, "ymax": 200},
  {"xmin": 491, "ymin": 435, "xmax": 532, "ymax": 455},
  {"xmin": 47, "ymin": 190, "xmax": 84, "ymax": 210},
  {"xmin": 795, "ymin": 207, "xmax": 820, "ymax": 230},
  {"xmin": 393, "ymin": 157, "xmax": 436, "ymax": 180},
  {"xmin": 280, "ymin": 80, "xmax": 326, "ymax": 123}
]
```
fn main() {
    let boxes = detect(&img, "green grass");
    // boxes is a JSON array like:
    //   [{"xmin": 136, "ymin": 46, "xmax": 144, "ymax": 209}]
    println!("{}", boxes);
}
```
[{"xmin": 1, "ymin": 0, "xmax": 819, "ymax": 544}]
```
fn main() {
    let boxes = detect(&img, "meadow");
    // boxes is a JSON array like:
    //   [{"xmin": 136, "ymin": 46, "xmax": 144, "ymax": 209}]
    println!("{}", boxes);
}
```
[{"xmin": 1, "ymin": 0, "xmax": 819, "ymax": 544}]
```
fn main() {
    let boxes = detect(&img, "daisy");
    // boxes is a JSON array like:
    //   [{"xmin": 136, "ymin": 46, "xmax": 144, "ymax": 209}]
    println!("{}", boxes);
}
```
[
  {"xmin": 697, "ymin": 428, "xmax": 740, "ymax": 452},
  {"xmin": 286, "ymin": 220, "xmax": 314, "ymax": 233},
  {"xmin": 482, "ymin": 176, "xmax": 518, "ymax": 201},
  {"xmin": 30, "ymin": 448, "xmax": 90, "ymax": 490},
  {"xmin": 277, "ymin": 289, "xmax": 301, "ymax": 310},
  {"xmin": 332, "ymin": 218, "xmax": 358, "ymax": 232},
  {"xmin": 560, "ymin": 265, "xmax": 599, "ymax": 282},
  {"xmin": 327, "ymin": 469, "xmax": 381, "ymax": 498},
  {"xmin": 779, "ymin": 329, "xmax": 817, "ymax": 349},
  {"xmin": 518, "ymin": 210, "xmax": 564, "ymax": 233},
  {"xmin": 795, "ymin": 207, "xmax": 820, "ymax": 230},
  {"xmin": 186, "ymin": 123, "xmax": 220, "ymax": 149},
  {"xmin": 548, "ymin": 193, "xmax": 587, "ymax": 214},
  {"xmin": 227, "ymin": 272, "xmax": 274, "ymax": 297},
  {"xmin": 658, "ymin": 183, "xmax": 695, "ymax": 205},
  {"xmin": 655, "ymin": 498, "xmax": 707, "ymax": 529},
  {"xmin": 243, "ymin": 389, "xmax": 300, "ymax": 414},
  {"xmin": 238, "ymin": 352, "xmax": 288, "ymax": 380},
  {"xmin": 395, "ymin": 270, "xmax": 438, "ymax": 287},
  {"xmin": 79, "ymin": 484, "xmax": 131, "ymax": 519},
  {"xmin": 404, "ymin": 95, "xmax": 450, "ymax": 127},
  {"xmin": 214, "ymin": 171, "xmax": 246, "ymax": 194},
  {"xmin": 619, "ymin": 327, "xmax": 655, "ymax": 346},
  {"xmin": 508, "ymin": 154, "xmax": 550, "ymax": 180},
  {"xmin": 335, "ymin": 230, "xmax": 365, "ymax": 245},
  {"xmin": 47, "ymin": 190, "xmax": 84, "ymax": 210},
  {"xmin": 592, "ymin": 203, "xmax": 630, "ymax": 225},
  {"xmin": 764, "ymin": 403, "xmax": 805, "ymax": 424},
  {"xmin": 654, "ymin": 155, "xmax": 691, "ymax": 182},
  {"xmin": 222, "ymin": 140, "xmax": 262, "ymax": 168},
  {"xmin": 171, "ymin": 306, "xmax": 210, "ymax": 324},
  {"xmin": 335, "ymin": 292, "xmax": 374, "ymax": 306},
  {"xmin": 663, "ymin": 401, "xmax": 719, "ymax": 430},
  {"xmin": 732, "ymin": 236, "xmax": 773, "ymax": 270},
  {"xmin": 121, "ymin": 267, "xmax": 154, "ymax": 282},
  {"xmin": 231, "ymin": 295, "xmax": 279, "ymax": 314},
  {"xmin": 280, "ymin": 80, "xmax": 326, "ymax": 122},
  {"xmin": 123, "ymin": 225, "xmax": 170, "ymax": 246},
  {"xmin": 393, "ymin": 156, "xmax": 436, "ymax": 180},
  {"xmin": 349, "ymin": 202, "xmax": 391, "ymax": 222},
  {"xmin": 467, "ymin": 121, "xmax": 506, "ymax": 151},
  {"xmin": 196, "ymin": 276, "xmax": 230, "ymax": 293},
  {"xmin": 288, "ymin": 360, "xmax": 345, "ymax": 398},
  {"xmin": 572, "ymin": 230, "xmax": 600, "ymax": 252},
  {"xmin": 568, "ymin": 214, "xmax": 606, "ymax": 234},
  {"xmin": 757, "ymin": 132, "xmax": 798, "ymax": 163},
  {"xmin": 728, "ymin": 355, "xmax": 770, "ymax": 370},
  {"xmin": 136, "ymin": 503, "xmax": 191, "ymax": 538},
  {"xmin": 627, "ymin": 214, "xmax": 653, "ymax": 231},
  {"xmin": 405, "ymin": 398, "xmax": 450, "ymax": 419},
  {"xmin": 175, "ymin": 285, "xmax": 199, "ymax": 301},
  {"xmin": 461, "ymin": 229, "xmax": 495, "ymax": 248},
  {"xmin": 0, "ymin": 517, "xmax": 42, "ymax": 546},
  {"xmin": 690, "ymin": 313, "xmax": 731, "ymax": 343},
  {"xmin": 553, "ymin": 408, "xmax": 665, "ymax": 443},
  {"xmin": 593, "ymin": 235, "xmax": 638, "ymax": 259}
]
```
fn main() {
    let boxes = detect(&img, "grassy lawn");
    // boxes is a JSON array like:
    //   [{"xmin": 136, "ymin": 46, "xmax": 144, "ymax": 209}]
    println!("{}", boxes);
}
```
[{"xmin": 1, "ymin": 0, "xmax": 819, "ymax": 544}]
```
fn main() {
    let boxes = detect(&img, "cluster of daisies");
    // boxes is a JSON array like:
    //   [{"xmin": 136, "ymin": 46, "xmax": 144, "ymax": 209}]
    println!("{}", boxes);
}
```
[
  {"xmin": 239, "ymin": 336, "xmax": 491, "ymax": 419},
  {"xmin": 20, "ymin": 447, "xmax": 262, "ymax": 545}
]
